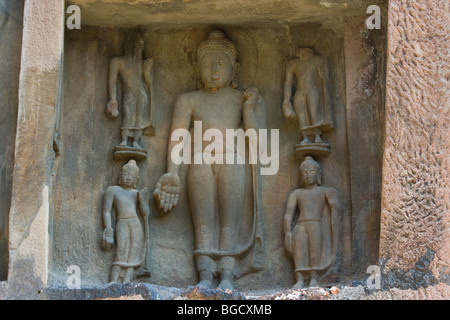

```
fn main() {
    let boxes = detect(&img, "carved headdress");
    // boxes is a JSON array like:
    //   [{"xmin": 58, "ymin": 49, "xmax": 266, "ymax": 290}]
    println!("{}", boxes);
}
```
[
  {"xmin": 197, "ymin": 30, "xmax": 237, "ymax": 63},
  {"xmin": 196, "ymin": 30, "xmax": 239, "ymax": 89},
  {"xmin": 300, "ymin": 156, "xmax": 320, "ymax": 170},
  {"xmin": 122, "ymin": 159, "xmax": 139, "ymax": 174}
]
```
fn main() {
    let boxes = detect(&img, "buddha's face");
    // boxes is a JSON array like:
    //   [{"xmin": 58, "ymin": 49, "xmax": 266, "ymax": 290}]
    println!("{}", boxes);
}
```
[
  {"xmin": 133, "ymin": 38, "xmax": 145, "ymax": 57},
  {"xmin": 296, "ymin": 48, "xmax": 314, "ymax": 59},
  {"xmin": 300, "ymin": 163, "xmax": 320, "ymax": 187},
  {"xmin": 198, "ymin": 51, "xmax": 235, "ymax": 90},
  {"xmin": 124, "ymin": 37, "xmax": 144, "ymax": 58},
  {"xmin": 121, "ymin": 168, "xmax": 139, "ymax": 188}
]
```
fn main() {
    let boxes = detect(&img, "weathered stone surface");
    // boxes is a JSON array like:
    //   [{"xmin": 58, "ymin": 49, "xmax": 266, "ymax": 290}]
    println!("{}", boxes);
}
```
[
  {"xmin": 7, "ymin": 0, "xmax": 65, "ymax": 288},
  {"xmin": 0, "ymin": 0, "xmax": 24, "ymax": 281},
  {"xmin": 10, "ymin": 282, "xmax": 244, "ymax": 300},
  {"xmin": 344, "ymin": 16, "xmax": 385, "ymax": 276},
  {"xmin": 379, "ymin": 0, "xmax": 449, "ymax": 289},
  {"xmin": 2, "ymin": 279, "xmax": 449, "ymax": 300},
  {"xmin": 44, "ymin": 282, "xmax": 180, "ymax": 300},
  {"xmin": 68, "ymin": 0, "xmax": 385, "ymax": 28},
  {"xmin": 365, "ymin": 283, "xmax": 450, "ymax": 300}
]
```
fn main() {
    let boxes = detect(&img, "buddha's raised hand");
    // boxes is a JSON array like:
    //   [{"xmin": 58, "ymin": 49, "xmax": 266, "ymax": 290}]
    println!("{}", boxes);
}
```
[{"xmin": 153, "ymin": 172, "xmax": 180, "ymax": 214}]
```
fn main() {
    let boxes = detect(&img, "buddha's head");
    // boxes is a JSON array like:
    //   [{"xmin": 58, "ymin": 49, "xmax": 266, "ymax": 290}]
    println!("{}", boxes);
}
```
[
  {"xmin": 119, "ymin": 160, "xmax": 140, "ymax": 188},
  {"xmin": 196, "ymin": 30, "xmax": 239, "ymax": 90},
  {"xmin": 299, "ymin": 156, "xmax": 322, "ymax": 187},
  {"xmin": 124, "ymin": 31, "xmax": 145, "ymax": 59},
  {"xmin": 295, "ymin": 47, "xmax": 314, "ymax": 60}
]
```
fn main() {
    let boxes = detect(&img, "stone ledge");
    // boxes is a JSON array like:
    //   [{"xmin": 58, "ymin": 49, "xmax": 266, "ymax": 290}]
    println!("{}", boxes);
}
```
[
  {"xmin": 19, "ymin": 282, "xmax": 448, "ymax": 300},
  {"xmin": 1, "ymin": 281, "xmax": 449, "ymax": 300}
]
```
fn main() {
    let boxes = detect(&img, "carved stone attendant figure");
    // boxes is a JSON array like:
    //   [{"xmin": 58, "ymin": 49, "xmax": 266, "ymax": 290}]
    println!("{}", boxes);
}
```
[
  {"xmin": 107, "ymin": 31, "xmax": 155, "ymax": 160},
  {"xmin": 153, "ymin": 30, "xmax": 266, "ymax": 290},
  {"xmin": 102, "ymin": 160, "xmax": 150, "ymax": 283},
  {"xmin": 282, "ymin": 47, "xmax": 334, "ymax": 156},
  {"xmin": 283, "ymin": 156, "xmax": 341, "ymax": 288}
]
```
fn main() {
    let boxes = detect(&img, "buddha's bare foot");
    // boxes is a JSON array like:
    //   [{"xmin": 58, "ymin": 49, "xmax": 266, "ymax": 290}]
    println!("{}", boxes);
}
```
[
  {"xmin": 217, "ymin": 279, "xmax": 234, "ymax": 291},
  {"xmin": 292, "ymin": 279, "xmax": 305, "ymax": 289},
  {"xmin": 309, "ymin": 278, "xmax": 321, "ymax": 288},
  {"xmin": 132, "ymin": 141, "xmax": 141, "ymax": 148},
  {"xmin": 314, "ymin": 136, "xmax": 324, "ymax": 144},
  {"xmin": 300, "ymin": 137, "xmax": 311, "ymax": 145},
  {"xmin": 196, "ymin": 279, "xmax": 213, "ymax": 289}
]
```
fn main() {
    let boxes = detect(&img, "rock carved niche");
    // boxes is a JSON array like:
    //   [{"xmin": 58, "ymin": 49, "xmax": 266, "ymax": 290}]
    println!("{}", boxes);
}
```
[{"xmin": 50, "ymin": 3, "xmax": 386, "ymax": 291}]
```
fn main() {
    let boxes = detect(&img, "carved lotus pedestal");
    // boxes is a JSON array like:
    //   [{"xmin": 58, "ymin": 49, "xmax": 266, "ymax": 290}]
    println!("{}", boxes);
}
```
[
  {"xmin": 294, "ymin": 142, "xmax": 331, "ymax": 161},
  {"xmin": 114, "ymin": 145, "xmax": 148, "ymax": 161}
]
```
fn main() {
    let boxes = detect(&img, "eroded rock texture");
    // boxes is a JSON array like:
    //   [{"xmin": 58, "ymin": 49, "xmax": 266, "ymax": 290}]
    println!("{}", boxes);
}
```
[{"xmin": 380, "ymin": 0, "xmax": 449, "ymax": 289}]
